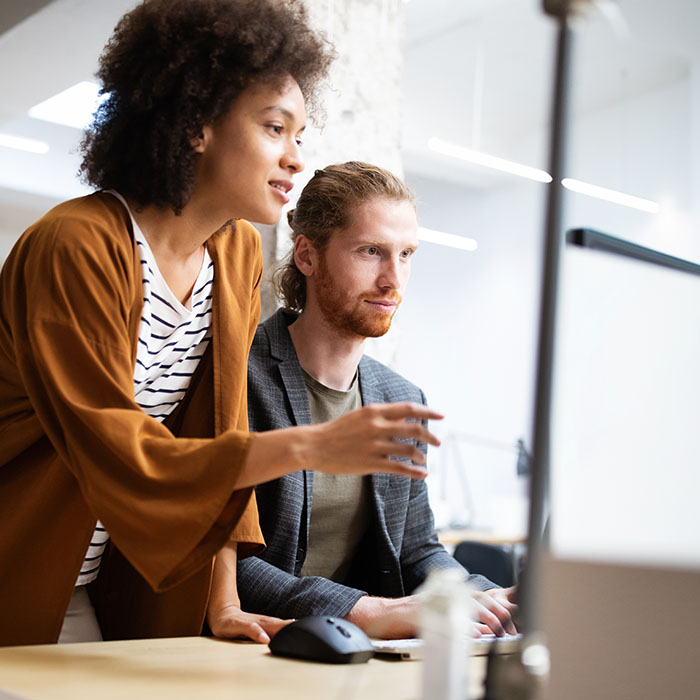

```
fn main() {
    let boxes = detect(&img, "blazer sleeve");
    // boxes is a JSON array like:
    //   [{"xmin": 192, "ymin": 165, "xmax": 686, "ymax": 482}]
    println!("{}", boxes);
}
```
[
  {"xmin": 6, "ymin": 204, "xmax": 261, "ymax": 591},
  {"xmin": 237, "ymin": 555, "xmax": 367, "ymax": 619},
  {"xmin": 400, "ymin": 476, "xmax": 498, "ymax": 593},
  {"xmin": 399, "ymin": 390, "xmax": 499, "ymax": 593}
]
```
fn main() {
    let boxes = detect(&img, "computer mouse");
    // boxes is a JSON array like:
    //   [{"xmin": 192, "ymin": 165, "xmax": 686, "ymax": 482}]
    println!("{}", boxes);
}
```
[{"xmin": 268, "ymin": 615, "xmax": 375, "ymax": 664}]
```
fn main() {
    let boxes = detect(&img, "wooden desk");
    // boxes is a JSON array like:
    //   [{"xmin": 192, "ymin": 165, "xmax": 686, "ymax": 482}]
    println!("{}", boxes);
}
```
[
  {"xmin": 438, "ymin": 529, "xmax": 526, "ymax": 547},
  {"xmin": 0, "ymin": 637, "xmax": 494, "ymax": 700}
]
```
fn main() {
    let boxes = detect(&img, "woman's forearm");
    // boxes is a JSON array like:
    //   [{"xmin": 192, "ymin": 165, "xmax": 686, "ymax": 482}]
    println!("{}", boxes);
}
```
[
  {"xmin": 235, "ymin": 402, "xmax": 443, "ymax": 490},
  {"xmin": 209, "ymin": 540, "xmax": 240, "ymax": 610}
]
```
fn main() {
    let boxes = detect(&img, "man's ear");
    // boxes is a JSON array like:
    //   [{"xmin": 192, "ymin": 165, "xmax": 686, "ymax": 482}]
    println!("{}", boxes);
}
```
[{"xmin": 293, "ymin": 235, "xmax": 317, "ymax": 277}]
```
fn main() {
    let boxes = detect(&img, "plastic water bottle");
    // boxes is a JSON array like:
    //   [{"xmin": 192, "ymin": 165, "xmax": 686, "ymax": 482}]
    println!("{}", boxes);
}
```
[{"xmin": 418, "ymin": 568, "xmax": 475, "ymax": 700}]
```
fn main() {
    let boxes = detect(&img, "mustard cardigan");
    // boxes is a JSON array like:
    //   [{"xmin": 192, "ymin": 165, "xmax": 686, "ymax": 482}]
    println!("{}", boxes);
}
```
[{"xmin": 0, "ymin": 192, "xmax": 265, "ymax": 645}]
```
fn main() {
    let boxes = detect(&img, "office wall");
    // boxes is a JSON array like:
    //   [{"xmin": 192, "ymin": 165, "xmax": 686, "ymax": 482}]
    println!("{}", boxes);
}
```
[
  {"xmin": 395, "ymin": 70, "xmax": 698, "ymax": 531},
  {"xmin": 0, "ymin": 190, "xmax": 59, "ymax": 260}
]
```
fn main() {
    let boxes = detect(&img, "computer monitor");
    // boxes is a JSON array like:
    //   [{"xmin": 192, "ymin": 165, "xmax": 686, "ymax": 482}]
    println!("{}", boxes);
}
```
[
  {"xmin": 550, "ymin": 228, "xmax": 700, "ymax": 570},
  {"xmin": 541, "ymin": 228, "xmax": 700, "ymax": 699}
]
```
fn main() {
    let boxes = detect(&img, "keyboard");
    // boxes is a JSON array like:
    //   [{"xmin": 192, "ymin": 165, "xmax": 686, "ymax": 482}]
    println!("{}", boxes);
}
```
[{"xmin": 372, "ymin": 633, "xmax": 522, "ymax": 659}]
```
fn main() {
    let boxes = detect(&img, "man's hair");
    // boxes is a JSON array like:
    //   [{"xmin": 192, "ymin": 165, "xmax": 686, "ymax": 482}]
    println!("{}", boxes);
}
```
[
  {"xmin": 274, "ymin": 161, "xmax": 415, "ymax": 313},
  {"xmin": 79, "ymin": 0, "xmax": 334, "ymax": 213}
]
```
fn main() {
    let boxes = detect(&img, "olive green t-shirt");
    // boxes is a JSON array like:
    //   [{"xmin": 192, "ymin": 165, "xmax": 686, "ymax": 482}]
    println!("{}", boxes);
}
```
[{"xmin": 299, "ymin": 369, "xmax": 370, "ymax": 582}]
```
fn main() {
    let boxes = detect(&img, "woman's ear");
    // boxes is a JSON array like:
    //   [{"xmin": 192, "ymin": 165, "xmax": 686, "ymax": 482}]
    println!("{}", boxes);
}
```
[
  {"xmin": 293, "ymin": 235, "xmax": 316, "ymax": 278},
  {"xmin": 190, "ymin": 126, "xmax": 210, "ymax": 153}
]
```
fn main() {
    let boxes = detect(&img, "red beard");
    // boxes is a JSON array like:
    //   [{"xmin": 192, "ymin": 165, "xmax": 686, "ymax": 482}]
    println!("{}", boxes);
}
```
[{"xmin": 315, "ymin": 255, "xmax": 402, "ymax": 339}]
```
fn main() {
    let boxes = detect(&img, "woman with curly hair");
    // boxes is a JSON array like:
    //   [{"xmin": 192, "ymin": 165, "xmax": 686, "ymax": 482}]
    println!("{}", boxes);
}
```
[{"xmin": 0, "ymin": 0, "xmax": 441, "ymax": 647}]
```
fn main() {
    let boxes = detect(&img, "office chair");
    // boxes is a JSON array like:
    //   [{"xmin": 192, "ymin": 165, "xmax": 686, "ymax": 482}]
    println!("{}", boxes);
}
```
[{"xmin": 453, "ymin": 540, "xmax": 515, "ymax": 588}]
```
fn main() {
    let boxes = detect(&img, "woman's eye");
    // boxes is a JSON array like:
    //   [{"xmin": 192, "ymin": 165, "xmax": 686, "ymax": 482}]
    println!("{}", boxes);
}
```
[
  {"xmin": 267, "ymin": 124, "xmax": 283, "ymax": 135},
  {"xmin": 295, "ymin": 137, "xmax": 303, "ymax": 147}
]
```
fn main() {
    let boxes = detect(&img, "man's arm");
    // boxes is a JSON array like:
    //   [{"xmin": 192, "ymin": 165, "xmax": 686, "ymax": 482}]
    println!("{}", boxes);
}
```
[
  {"xmin": 399, "ymin": 473, "xmax": 499, "ymax": 591},
  {"xmin": 235, "ymin": 553, "xmax": 430, "ymax": 640},
  {"xmin": 396, "ymin": 477, "xmax": 518, "ymax": 636},
  {"xmin": 236, "ymin": 553, "xmax": 367, "ymax": 621},
  {"xmin": 388, "ymin": 392, "xmax": 517, "ymax": 635},
  {"xmin": 394, "ymin": 389, "xmax": 500, "ymax": 591}
]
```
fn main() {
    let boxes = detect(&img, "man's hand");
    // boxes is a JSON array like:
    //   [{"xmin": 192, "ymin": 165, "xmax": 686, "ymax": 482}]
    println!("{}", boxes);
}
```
[
  {"xmin": 346, "ymin": 595, "xmax": 420, "ymax": 639},
  {"xmin": 473, "ymin": 586, "xmax": 518, "ymax": 637},
  {"xmin": 347, "ymin": 586, "xmax": 518, "ymax": 640},
  {"xmin": 207, "ymin": 602, "xmax": 291, "ymax": 644}
]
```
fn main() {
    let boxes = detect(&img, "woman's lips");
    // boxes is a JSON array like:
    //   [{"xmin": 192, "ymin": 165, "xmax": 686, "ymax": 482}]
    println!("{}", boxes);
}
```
[{"xmin": 269, "ymin": 180, "xmax": 293, "ymax": 204}]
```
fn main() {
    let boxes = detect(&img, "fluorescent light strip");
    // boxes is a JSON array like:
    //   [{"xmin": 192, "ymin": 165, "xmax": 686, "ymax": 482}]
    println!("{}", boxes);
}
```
[
  {"xmin": 561, "ymin": 178, "xmax": 660, "ymax": 214},
  {"xmin": 428, "ymin": 137, "xmax": 552, "ymax": 184},
  {"xmin": 0, "ymin": 133, "xmax": 49, "ymax": 154},
  {"xmin": 28, "ymin": 81, "xmax": 105, "ymax": 130},
  {"xmin": 428, "ymin": 137, "xmax": 660, "ymax": 214},
  {"xmin": 418, "ymin": 226, "xmax": 478, "ymax": 252}
]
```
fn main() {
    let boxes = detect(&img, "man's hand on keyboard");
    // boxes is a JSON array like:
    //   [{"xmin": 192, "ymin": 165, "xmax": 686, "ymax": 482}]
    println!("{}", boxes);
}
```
[{"xmin": 473, "ymin": 586, "xmax": 518, "ymax": 637}]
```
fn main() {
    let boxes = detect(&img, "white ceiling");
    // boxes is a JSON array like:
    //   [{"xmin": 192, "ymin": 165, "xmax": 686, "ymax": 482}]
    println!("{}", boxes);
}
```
[
  {"xmin": 402, "ymin": 0, "xmax": 699, "ymax": 186},
  {"xmin": 0, "ymin": 0, "xmax": 697, "ymax": 209},
  {"xmin": 0, "ymin": 0, "xmax": 137, "ymax": 213}
]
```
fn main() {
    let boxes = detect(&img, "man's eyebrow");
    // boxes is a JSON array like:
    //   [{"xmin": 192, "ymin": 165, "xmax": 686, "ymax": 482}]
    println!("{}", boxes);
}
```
[{"xmin": 356, "ymin": 238, "xmax": 419, "ymax": 248}]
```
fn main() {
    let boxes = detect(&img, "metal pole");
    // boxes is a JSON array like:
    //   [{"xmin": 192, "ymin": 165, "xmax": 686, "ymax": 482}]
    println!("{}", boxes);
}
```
[
  {"xmin": 483, "ymin": 2, "xmax": 593, "ymax": 697},
  {"xmin": 519, "ymin": 6, "xmax": 574, "ymax": 640}
]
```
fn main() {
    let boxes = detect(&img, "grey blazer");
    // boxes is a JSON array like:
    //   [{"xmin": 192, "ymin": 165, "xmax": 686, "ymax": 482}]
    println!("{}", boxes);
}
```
[{"xmin": 238, "ymin": 309, "xmax": 495, "ymax": 619}]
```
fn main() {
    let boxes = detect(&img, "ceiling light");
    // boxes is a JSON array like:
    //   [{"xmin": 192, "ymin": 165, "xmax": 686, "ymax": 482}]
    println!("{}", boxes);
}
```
[
  {"xmin": 562, "ymin": 178, "xmax": 660, "ymax": 214},
  {"xmin": 428, "ymin": 137, "xmax": 659, "ymax": 215},
  {"xmin": 0, "ymin": 133, "xmax": 49, "ymax": 154},
  {"xmin": 428, "ymin": 137, "xmax": 552, "ymax": 184},
  {"xmin": 28, "ymin": 81, "xmax": 105, "ymax": 130},
  {"xmin": 418, "ymin": 226, "xmax": 478, "ymax": 252}
]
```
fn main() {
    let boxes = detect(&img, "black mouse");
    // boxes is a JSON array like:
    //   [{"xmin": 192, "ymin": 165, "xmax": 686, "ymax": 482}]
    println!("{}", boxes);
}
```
[{"xmin": 268, "ymin": 615, "xmax": 375, "ymax": 664}]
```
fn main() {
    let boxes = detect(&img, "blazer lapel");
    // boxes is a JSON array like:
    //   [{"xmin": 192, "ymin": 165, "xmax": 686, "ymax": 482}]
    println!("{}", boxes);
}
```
[
  {"xmin": 358, "ymin": 359, "xmax": 392, "ymax": 547},
  {"xmin": 266, "ymin": 309, "xmax": 314, "ymax": 429},
  {"xmin": 266, "ymin": 310, "xmax": 315, "ymax": 537},
  {"xmin": 279, "ymin": 360, "xmax": 313, "ymax": 428}
]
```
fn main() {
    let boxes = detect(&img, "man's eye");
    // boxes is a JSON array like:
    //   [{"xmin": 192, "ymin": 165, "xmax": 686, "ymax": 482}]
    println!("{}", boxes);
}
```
[
  {"xmin": 401, "ymin": 249, "xmax": 413, "ymax": 259},
  {"xmin": 366, "ymin": 247, "xmax": 378, "ymax": 255}
]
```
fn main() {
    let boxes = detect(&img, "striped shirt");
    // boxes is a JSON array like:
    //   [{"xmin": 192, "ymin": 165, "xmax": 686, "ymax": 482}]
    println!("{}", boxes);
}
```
[{"xmin": 75, "ymin": 191, "xmax": 214, "ymax": 586}]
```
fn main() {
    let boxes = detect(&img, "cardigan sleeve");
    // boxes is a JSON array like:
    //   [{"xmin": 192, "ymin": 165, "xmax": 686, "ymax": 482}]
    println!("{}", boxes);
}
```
[{"xmin": 5, "ymin": 198, "xmax": 263, "ymax": 591}]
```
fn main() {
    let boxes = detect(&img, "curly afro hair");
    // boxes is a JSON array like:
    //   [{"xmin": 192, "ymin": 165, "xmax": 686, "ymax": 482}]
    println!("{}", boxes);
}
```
[{"xmin": 79, "ymin": 0, "xmax": 334, "ymax": 213}]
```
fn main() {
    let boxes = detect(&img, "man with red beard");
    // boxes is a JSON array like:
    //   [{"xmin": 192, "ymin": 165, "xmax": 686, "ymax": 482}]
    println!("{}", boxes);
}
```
[{"xmin": 208, "ymin": 162, "xmax": 517, "ymax": 641}]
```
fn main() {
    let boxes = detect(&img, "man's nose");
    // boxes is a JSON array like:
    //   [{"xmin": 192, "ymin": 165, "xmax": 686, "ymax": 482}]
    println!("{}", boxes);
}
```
[{"xmin": 378, "ymin": 257, "xmax": 402, "ymax": 289}]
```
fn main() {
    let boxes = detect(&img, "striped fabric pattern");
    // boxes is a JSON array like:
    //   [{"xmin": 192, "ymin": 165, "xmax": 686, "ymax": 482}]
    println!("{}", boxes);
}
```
[
  {"xmin": 132, "ymin": 227, "xmax": 214, "ymax": 419},
  {"xmin": 74, "ymin": 524, "xmax": 109, "ymax": 586},
  {"xmin": 75, "ymin": 192, "xmax": 213, "ymax": 586}
]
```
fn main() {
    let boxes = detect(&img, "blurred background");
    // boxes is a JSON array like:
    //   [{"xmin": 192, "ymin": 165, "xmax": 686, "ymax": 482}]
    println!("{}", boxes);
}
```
[{"xmin": 1, "ymin": 0, "xmax": 698, "ymax": 543}]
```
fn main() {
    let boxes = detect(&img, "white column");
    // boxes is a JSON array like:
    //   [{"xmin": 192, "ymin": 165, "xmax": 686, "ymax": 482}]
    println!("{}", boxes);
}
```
[{"xmin": 260, "ymin": 0, "xmax": 405, "ymax": 317}]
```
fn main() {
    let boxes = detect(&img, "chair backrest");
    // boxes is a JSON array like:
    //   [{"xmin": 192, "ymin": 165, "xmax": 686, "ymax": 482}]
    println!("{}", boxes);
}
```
[{"xmin": 453, "ymin": 540, "xmax": 514, "ymax": 588}]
